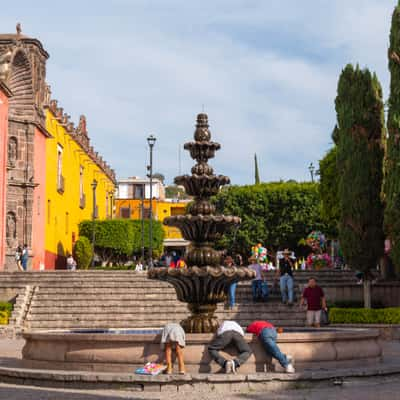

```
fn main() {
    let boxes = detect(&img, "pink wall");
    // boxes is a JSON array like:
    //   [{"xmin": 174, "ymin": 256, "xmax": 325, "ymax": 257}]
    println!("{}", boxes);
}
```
[
  {"xmin": 0, "ymin": 87, "xmax": 9, "ymax": 270},
  {"xmin": 31, "ymin": 127, "xmax": 47, "ymax": 270}
]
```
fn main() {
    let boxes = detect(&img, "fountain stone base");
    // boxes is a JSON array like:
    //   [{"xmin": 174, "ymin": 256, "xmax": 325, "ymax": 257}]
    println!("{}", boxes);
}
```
[{"xmin": 148, "ymin": 266, "xmax": 255, "ymax": 333}]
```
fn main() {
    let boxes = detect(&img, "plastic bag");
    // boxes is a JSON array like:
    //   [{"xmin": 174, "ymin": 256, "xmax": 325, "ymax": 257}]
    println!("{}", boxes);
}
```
[{"xmin": 321, "ymin": 309, "xmax": 330, "ymax": 326}]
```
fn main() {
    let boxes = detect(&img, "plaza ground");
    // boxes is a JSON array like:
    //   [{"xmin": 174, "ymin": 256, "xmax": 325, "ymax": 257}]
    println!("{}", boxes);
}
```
[{"xmin": 0, "ymin": 339, "xmax": 399, "ymax": 399}]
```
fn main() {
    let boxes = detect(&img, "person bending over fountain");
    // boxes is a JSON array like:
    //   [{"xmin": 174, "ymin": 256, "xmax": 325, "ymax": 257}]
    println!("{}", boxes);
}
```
[
  {"xmin": 160, "ymin": 323, "xmax": 186, "ymax": 374},
  {"xmin": 247, "ymin": 320, "xmax": 295, "ymax": 373},
  {"xmin": 208, "ymin": 320, "xmax": 253, "ymax": 374}
]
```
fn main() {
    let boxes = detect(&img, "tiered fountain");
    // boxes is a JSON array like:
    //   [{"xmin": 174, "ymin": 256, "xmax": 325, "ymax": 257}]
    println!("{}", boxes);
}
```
[{"xmin": 148, "ymin": 113, "xmax": 255, "ymax": 333}]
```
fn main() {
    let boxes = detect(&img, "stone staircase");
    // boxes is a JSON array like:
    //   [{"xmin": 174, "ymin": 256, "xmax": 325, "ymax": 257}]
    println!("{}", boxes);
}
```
[{"xmin": 0, "ymin": 270, "xmax": 357, "ymax": 332}]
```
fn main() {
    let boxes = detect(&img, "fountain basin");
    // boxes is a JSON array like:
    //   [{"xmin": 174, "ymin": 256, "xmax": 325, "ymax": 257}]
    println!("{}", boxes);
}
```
[{"xmin": 22, "ymin": 328, "xmax": 382, "ymax": 373}]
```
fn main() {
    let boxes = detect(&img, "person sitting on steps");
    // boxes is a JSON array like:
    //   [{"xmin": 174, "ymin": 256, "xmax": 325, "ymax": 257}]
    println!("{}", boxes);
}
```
[
  {"xmin": 160, "ymin": 323, "xmax": 186, "ymax": 374},
  {"xmin": 208, "ymin": 320, "xmax": 253, "ymax": 374}
]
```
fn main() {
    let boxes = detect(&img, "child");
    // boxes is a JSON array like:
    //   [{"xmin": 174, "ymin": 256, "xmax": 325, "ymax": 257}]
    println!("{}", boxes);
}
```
[{"xmin": 160, "ymin": 323, "xmax": 186, "ymax": 374}]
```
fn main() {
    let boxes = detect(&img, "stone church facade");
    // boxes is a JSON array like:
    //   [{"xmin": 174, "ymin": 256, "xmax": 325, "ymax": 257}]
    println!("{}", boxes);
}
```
[{"xmin": 0, "ymin": 30, "xmax": 50, "ymax": 270}]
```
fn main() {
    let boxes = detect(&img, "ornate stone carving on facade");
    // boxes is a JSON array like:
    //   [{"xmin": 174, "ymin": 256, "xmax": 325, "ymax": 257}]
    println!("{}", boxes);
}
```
[
  {"xmin": 77, "ymin": 115, "xmax": 87, "ymax": 135},
  {"xmin": 49, "ymin": 99, "xmax": 58, "ymax": 114},
  {"xmin": 43, "ymin": 84, "xmax": 51, "ymax": 106},
  {"xmin": 61, "ymin": 113, "xmax": 70, "ymax": 126},
  {"xmin": 6, "ymin": 211, "xmax": 16, "ymax": 248},
  {"xmin": 55, "ymin": 107, "xmax": 63, "ymax": 121},
  {"xmin": 0, "ymin": 50, "xmax": 12, "ymax": 81},
  {"xmin": 7, "ymin": 136, "xmax": 18, "ymax": 167}
]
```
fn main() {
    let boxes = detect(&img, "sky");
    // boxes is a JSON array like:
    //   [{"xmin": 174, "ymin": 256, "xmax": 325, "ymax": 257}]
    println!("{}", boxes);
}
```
[{"xmin": 0, "ymin": 0, "xmax": 396, "ymax": 185}]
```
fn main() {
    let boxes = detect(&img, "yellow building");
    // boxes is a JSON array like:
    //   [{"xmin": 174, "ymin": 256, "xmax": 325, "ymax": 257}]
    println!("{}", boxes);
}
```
[
  {"xmin": 115, "ymin": 177, "xmax": 189, "ymax": 252},
  {"xmin": 44, "ymin": 99, "xmax": 116, "ymax": 269}
]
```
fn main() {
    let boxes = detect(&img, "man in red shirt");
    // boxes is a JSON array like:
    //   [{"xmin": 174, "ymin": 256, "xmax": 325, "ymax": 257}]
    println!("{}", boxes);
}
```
[
  {"xmin": 247, "ymin": 321, "xmax": 295, "ymax": 373},
  {"xmin": 300, "ymin": 277, "xmax": 327, "ymax": 328}
]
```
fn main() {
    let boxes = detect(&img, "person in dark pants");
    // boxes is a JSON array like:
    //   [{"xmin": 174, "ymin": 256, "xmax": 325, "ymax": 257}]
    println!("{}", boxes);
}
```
[{"xmin": 208, "ymin": 320, "xmax": 252, "ymax": 374}]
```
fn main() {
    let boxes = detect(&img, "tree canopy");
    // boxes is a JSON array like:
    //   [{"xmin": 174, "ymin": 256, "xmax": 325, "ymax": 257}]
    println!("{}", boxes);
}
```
[{"xmin": 214, "ymin": 182, "xmax": 332, "ymax": 257}]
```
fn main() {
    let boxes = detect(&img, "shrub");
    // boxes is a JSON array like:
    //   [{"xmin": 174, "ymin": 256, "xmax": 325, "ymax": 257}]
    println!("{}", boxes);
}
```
[
  {"xmin": 329, "ymin": 307, "xmax": 400, "ymax": 324},
  {"xmin": 73, "ymin": 236, "xmax": 93, "ymax": 269},
  {"xmin": 0, "ymin": 302, "xmax": 12, "ymax": 325}
]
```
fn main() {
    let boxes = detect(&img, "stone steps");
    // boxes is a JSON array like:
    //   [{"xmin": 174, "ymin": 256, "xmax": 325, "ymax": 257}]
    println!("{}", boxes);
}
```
[
  {"xmin": 27, "ymin": 319, "xmax": 306, "ymax": 330},
  {"xmin": 0, "ymin": 270, "xmax": 354, "ymax": 331}
]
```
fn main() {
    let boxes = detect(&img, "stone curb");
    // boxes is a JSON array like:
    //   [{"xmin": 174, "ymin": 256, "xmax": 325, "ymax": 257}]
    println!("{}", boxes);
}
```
[{"xmin": 0, "ymin": 363, "xmax": 399, "ymax": 392}]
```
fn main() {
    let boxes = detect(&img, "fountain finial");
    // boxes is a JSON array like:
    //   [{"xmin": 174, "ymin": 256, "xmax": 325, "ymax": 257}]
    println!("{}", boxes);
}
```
[{"xmin": 194, "ymin": 113, "xmax": 211, "ymax": 141}]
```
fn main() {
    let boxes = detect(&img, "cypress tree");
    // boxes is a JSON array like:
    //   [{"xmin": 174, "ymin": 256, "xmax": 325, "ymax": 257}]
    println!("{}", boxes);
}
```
[
  {"xmin": 335, "ymin": 64, "xmax": 385, "ymax": 307},
  {"xmin": 254, "ymin": 153, "xmax": 260, "ymax": 184},
  {"xmin": 384, "ymin": 2, "xmax": 400, "ymax": 274}
]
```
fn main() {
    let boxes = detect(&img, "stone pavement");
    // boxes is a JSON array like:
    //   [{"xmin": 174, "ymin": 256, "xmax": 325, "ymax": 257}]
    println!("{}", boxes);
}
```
[
  {"xmin": 0, "ymin": 338, "xmax": 400, "ymax": 399},
  {"xmin": 0, "ymin": 376, "xmax": 400, "ymax": 400}
]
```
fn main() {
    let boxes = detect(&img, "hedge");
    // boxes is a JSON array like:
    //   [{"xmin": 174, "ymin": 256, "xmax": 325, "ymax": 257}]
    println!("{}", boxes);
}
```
[
  {"xmin": 79, "ymin": 219, "xmax": 165, "ymax": 265},
  {"xmin": 329, "ymin": 307, "xmax": 400, "ymax": 324},
  {"xmin": 0, "ymin": 302, "xmax": 12, "ymax": 325}
]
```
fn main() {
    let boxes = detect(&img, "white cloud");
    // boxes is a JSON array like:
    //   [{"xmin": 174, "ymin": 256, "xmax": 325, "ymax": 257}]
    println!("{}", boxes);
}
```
[{"xmin": 0, "ymin": 0, "xmax": 396, "ymax": 184}]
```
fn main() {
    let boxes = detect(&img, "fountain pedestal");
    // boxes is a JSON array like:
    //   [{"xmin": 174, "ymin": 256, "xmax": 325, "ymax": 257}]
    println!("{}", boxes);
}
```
[{"xmin": 148, "ymin": 113, "xmax": 255, "ymax": 333}]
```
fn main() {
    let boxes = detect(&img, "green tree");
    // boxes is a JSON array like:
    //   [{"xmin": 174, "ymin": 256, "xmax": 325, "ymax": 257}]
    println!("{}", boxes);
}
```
[
  {"xmin": 385, "ymin": 2, "xmax": 400, "ymax": 274},
  {"xmin": 79, "ymin": 219, "xmax": 165, "ymax": 265},
  {"xmin": 335, "ymin": 64, "xmax": 385, "ymax": 307},
  {"xmin": 73, "ymin": 236, "xmax": 93, "ymax": 269},
  {"xmin": 318, "ymin": 146, "xmax": 339, "ymax": 236},
  {"xmin": 254, "ymin": 153, "xmax": 260, "ymax": 184},
  {"xmin": 214, "ymin": 182, "xmax": 330, "ymax": 256}
]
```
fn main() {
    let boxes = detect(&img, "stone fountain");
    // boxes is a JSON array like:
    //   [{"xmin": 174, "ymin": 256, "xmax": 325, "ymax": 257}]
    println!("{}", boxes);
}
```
[{"xmin": 148, "ymin": 113, "xmax": 255, "ymax": 333}]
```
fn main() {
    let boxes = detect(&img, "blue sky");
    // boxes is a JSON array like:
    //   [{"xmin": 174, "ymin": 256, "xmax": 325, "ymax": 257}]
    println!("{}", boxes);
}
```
[{"xmin": 0, "ymin": 0, "xmax": 396, "ymax": 184}]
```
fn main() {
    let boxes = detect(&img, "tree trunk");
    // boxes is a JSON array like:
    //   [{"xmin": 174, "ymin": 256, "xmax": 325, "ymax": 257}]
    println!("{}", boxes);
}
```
[{"xmin": 363, "ymin": 279, "xmax": 371, "ymax": 309}]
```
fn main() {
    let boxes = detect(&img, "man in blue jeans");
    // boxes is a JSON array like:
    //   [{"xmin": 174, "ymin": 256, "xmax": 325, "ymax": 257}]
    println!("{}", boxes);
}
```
[
  {"xmin": 276, "ymin": 249, "xmax": 294, "ymax": 305},
  {"xmin": 247, "ymin": 320, "xmax": 295, "ymax": 373}
]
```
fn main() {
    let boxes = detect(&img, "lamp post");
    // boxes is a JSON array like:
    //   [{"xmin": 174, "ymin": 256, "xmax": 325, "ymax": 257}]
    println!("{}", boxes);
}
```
[
  {"xmin": 141, "ymin": 183, "xmax": 145, "ymax": 264},
  {"xmin": 308, "ymin": 162, "xmax": 315, "ymax": 183},
  {"xmin": 147, "ymin": 135, "xmax": 156, "ymax": 268},
  {"xmin": 91, "ymin": 179, "xmax": 98, "ymax": 268}
]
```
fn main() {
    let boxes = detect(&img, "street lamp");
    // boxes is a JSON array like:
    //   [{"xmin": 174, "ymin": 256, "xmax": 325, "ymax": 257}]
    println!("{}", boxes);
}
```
[
  {"xmin": 141, "ymin": 183, "xmax": 145, "ymax": 264},
  {"xmin": 147, "ymin": 135, "xmax": 156, "ymax": 268},
  {"xmin": 91, "ymin": 179, "xmax": 98, "ymax": 267},
  {"xmin": 308, "ymin": 162, "xmax": 315, "ymax": 183}
]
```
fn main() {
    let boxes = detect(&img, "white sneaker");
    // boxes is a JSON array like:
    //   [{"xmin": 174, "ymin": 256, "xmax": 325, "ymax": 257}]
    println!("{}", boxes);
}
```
[
  {"xmin": 231, "ymin": 360, "xmax": 237, "ymax": 374},
  {"xmin": 225, "ymin": 360, "xmax": 233, "ymax": 374},
  {"xmin": 285, "ymin": 363, "xmax": 295, "ymax": 374},
  {"xmin": 286, "ymin": 355, "xmax": 294, "ymax": 365}
]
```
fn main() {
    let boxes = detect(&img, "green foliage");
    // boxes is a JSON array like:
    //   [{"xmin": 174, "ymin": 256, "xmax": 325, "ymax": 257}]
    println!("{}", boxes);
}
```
[
  {"xmin": 214, "ymin": 182, "xmax": 331, "ymax": 256},
  {"xmin": 79, "ymin": 219, "xmax": 165, "ymax": 264},
  {"xmin": 254, "ymin": 153, "xmax": 260, "ymax": 185},
  {"xmin": 318, "ymin": 146, "xmax": 339, "ymax": 236},
  {"xmin": 73, "ymin": 236, "xmax": 93, "ymax": 270},
  {"xmin": 335, "ymin": 64, "xmax": 385, "ymax": 274},
  {"xmin": 385, "ymin": 3, "xmax": 400, "ymax": 274},
  {"xmin": 0, "ymin": 302, "xmax": 12, "ymax": 325},
  {"xmin": 330, "ymin": 307, "xmax": 400, "ymax": 324},
  {"xmin": 327, "ymin": 300, "xmax": 384, "ymax": 309}
]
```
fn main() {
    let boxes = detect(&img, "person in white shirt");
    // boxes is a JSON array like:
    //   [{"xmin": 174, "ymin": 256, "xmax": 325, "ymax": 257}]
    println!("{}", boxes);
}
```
[{"xmin": 208, "ymin": 320, "xmax": 252, "ymax": 374}]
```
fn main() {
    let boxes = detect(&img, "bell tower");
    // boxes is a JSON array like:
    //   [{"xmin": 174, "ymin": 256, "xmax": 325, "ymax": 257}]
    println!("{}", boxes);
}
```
[{"xmin": 0, "ymin": 24, "xmax": 49, "ymax": 269}]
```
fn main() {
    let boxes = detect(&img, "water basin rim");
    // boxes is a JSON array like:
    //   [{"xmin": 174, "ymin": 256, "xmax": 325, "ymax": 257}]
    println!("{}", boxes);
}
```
[{"xmin": 22, "ymin": 328, "xmax": 380, "ymax": 343}]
